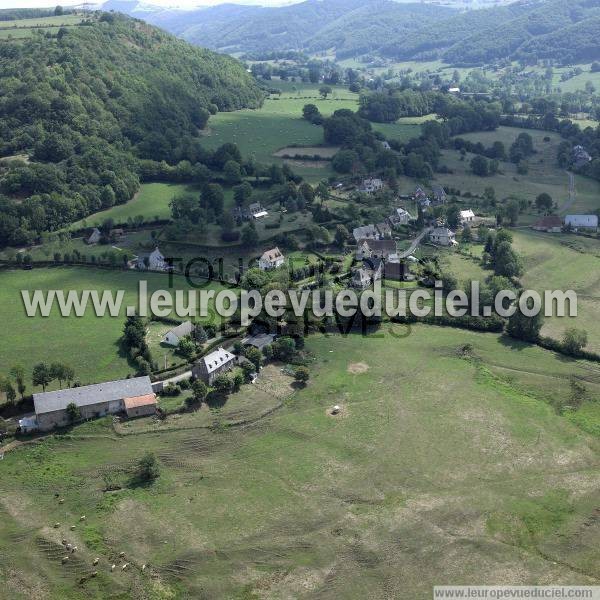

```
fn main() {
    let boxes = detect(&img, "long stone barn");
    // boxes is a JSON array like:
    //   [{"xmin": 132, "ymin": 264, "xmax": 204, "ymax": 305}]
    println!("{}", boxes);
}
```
[{"xmin": 32, "ymin": 376, "xmax": 156, "ymax": 431}]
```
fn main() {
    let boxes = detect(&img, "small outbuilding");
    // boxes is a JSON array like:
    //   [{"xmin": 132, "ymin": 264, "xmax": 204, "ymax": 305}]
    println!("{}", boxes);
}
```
[
  {"xmin": 123, "ymin": 394, "xmax": 157, "ymax": 418},
  {"xmin": 162, "ymin": 321, "xmax": 195, "ymax": 347}
]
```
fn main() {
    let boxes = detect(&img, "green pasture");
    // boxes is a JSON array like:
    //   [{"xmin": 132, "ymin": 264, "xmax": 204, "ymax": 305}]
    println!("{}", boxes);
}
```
[
  {"xmin": 1, "ymin": 326, "xmax": 599, "ymax": 598},
  {"xmin": 0, "ymin": 267, "xmax": 224, "ymax": 387}
]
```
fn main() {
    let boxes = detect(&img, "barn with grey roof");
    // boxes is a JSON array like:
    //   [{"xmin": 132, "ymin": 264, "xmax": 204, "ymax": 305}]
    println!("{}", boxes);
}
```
[{"xmin": 33, "ymin": 376, "xmax": 155, "ymax": 431}]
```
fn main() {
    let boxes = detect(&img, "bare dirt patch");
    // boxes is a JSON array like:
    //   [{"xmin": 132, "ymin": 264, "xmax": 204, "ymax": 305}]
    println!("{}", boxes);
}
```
[{"xmin": 347, "ymin": 362, "xmax": 369, "ymax": 374}]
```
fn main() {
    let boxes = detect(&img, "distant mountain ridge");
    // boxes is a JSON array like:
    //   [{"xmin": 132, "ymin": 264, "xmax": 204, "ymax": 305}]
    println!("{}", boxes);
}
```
[{"xmin": 108, "ymin": 0, "xmax": 600, "ymax": 65}]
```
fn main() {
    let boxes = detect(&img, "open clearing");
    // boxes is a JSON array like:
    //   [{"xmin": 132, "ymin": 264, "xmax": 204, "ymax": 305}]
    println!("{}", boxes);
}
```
[
  {"xmin": 1, "ymin": 326, "xmax": 599, "ymax": 598},
  {"xmin": 69, "ymin": 183, "xmax": 196, "ymax": 229},
  {"xmin": 0, "ymin": 267, "xmax": 224, "ymax": 388},
  {"xmin": 443, "ymin": 230, "xmax": 600, "ymax": 354}
]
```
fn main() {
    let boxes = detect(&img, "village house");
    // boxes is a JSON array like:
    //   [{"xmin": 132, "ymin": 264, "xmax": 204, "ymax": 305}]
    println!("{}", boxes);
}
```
[
  {"xmin": 258, "ymin": 247, "xmax": 285, "ymax": 270},
  {"xmin": 233, "ymin": 202, "xmax": 268, "ymax": 222},
  {"xmin": 380, "ymin": 141, "xmax": 391, "ymax": 150},
  {"xmin": 532, "ymin": 215, "xmax": 562, "ymax": 233},
  {"xmin": 352, "ymin": 258, "xmax": 383, "ymax": 289},
  {"xmin": 565, "ymin": 214, "xmax": 599, "ymax": 232},
  {"xmin": 162, "ymin": 321, "xmax": 195, "ymax": 347},
  {"xmin": 431, "ymin": 185, "xmax": 447, "ymax": 204},
  {"xmin": 356, "ymin": 239, "xmax": 397, "ymax": 260},
  {"xmin": 242, "ymin": 333, "xmax": 276, "ymax": 351},
  {"xmin": 135, "ymin": 247, "xmax": 168, "ymax": 271},
  {"xmin": 388, "ymin": 207, "xmax": 413, "ymax": 227},
  {"xmin": 573, "ymin": 145, "xmax": 592, "ymax": 169},
  {"xmin": 375, "ymin": 221, "xmax": 392, "ymax": 238},
  {"xmin": 193, "ymin": 347, "xmax": 236, "ymax": 385},
  {"xmin": 359, "ymin": 178, "xmax": 384, "ymax": 194},
  {"xmin": 352, "ymin": 224, "xmax": 380, "ymax": 242},
  {"xmin": 430, "ymin": 226, "xmax": 457, "ymax": 246},
  {"xmin": 460, "ymin": 209, "xmax": 475, "ymax": 225},
  {"xmin": 413, "ymin": 186, "xmax": 430, "ymax": 206},
  {"xmin": 31, "ymin": 376, "xmax": 156, "ymax": 431},
  {"xmin": 384, "ymin": 261, "xmax": 412, "ymax": 282},
  {"xmin": 86, "ymin": 227, "xmax": 101, "ymax": 245}
]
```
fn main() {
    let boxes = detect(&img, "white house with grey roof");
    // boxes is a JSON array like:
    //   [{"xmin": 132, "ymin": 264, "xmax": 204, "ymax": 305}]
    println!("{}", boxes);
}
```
[
  {"xmin": 162, "ymin": 321, "xmax": 195, "ymax": 347},
  {"xmin": 565, "ymin": 214, "xmax": 598, "ymax": 231},
  {"xmin": 32, "ymin": 376, "xmax": 155, "ymax": 431},
  {"xmin": 193, "ymin": 347, "xmax": 236, "ymax": 385}
]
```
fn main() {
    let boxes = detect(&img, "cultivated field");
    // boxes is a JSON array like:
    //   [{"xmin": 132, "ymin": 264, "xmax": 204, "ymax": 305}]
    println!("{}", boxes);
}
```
[{"xmin": 1, "ymin": 327, "xmax": 599, "ymax": 598}]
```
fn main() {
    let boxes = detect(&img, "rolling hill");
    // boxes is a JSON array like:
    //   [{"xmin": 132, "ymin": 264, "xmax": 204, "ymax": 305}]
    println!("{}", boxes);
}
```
[
  {"xmin": 0, "ymin": 11, "xmax": 263, "ymax": 245},
  {"xmin": 127, "ymin": 0, "xmax": 600, "ymax": 65}
]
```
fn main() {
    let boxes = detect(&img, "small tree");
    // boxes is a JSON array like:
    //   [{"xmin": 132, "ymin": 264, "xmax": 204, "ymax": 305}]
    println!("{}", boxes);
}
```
[
  {"xmin": 10, "ymin": 365, "xmax": 26, "ymax": 400},
  {"xmin": 0, "ymin": 377, "xmax": 16, "ymax": 404},
  {"xmin": 32, "ymin": 362, "xmax": 53, "ymax": 392},
  {"xmin": 562, "ymin": 328, "xmax": 588, "ymax": 355},
  {"xmin": 136, "ymin": 452, "xmax": 160, "ymax": 482},
  {"xmin": 177, "ymin": 336, "xmax": 196, "ymax": 361},
  {"xmin": 232, "ymin": 372, "xmax": 244, "ymax": 390},
  {"xmin": 66, "ymin": 402, "xmax": 81, "ymax": 424},
  {"xmin": 190, "ymin": 379, "xmax": 208, "ymax": 404},
  {"xmin": 319, "ymin": 85, "xmax": 332, "ymax": 99},
  {"xmin": 245, "ymin": 347, "xmax": 263, "ymax": 371},
  {"xmin": 212, "ymin": 374, "xmax": 232, "ymax": 396},
  {"xmin": 294, "ymin": 366, "xmax": 310, "ymax": 385}
]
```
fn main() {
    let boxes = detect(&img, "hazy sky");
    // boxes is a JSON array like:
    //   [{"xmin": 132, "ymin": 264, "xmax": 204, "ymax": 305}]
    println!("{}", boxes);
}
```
[{"xmin": 0, "ymin": 0, "xmax": 294, "ymax": 8}]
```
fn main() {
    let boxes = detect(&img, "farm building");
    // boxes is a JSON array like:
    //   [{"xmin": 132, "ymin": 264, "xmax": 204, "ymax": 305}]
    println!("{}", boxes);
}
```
[
  {"xmin": 32, "ymin": 376, "xmax": 155, "ymax": 431},
  {"xmin": 532, "ymin": 215, "xmax": 562, "ymax": 233},
  {"xmin": 460, "ymin": 209, "xmax": 475, "ymax": 224},
  {"xmin": 356, "ymin": 239, "xmax": 397, "ymax": 260},
  {"xmin": 123, "ymin": 394, "xmax": 157, "ymax": 418},
  {"xmin": 430, "ymin": 227, "xmax": 457, "ymax": 246},
  {"xmin": 389, "ymin": 208, "xmax": 413, "ymax": 227},
  {"xmin": 432, "ymin": 185, "xmax": 447, "ymax": 204},
  {"xmin": 375, "ymin": 222, "xmax": 392, "ymax": 238},
  {"xmin": 384, "ymin": 261, "xmax": 412, "ymax": 282},
  {"xmin": 193, "ymin": 347, "xmax": 236, "ymax": 384},
  {"xmin": 352, "ymin": 224, "xmax": 379, "ymax": 242},
  {"xmin": 135, "ymin": 247, "xmax": 168, "ymax": 271},
  {"xmin": 86, "ymin": 228, "xmax": 101, "ymax": 245},
  {"xmin": 565, "ymin": 215, "xmax": 598, "ymax": 231},
  {"xmin": 352, "ymin": 258, "xmax": 383, "ymax": 289},
  {"xmin": 258, "ymin": 247, "xmax": 285, "ymax": 270},
  {"xmin": 162, "ymin": 321, "xmax": 195, "ymax": 347},
  {"xmin": 242, "ymin": 333, "xmax": 276, "ymax": 350},
  {"xmin": 359, "ymin": 178, "xmax": 384, "ymax": 194}
]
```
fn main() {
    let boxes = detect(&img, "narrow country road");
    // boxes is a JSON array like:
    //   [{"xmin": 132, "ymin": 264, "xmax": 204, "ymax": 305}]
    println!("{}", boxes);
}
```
[{"xmin": 398, "ymin": 227, "xmax": 431, "ymax": 259}]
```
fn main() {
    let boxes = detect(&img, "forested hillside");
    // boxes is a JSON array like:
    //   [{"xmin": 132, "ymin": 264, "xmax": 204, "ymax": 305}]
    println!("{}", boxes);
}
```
[
  {"xmin": 138, "ymin": 0, "xmax": 600, "ymax": 66},
  {"xmin": 141, "ymin": 0, "xmax": 456, "ymax": 56},
  {"xmin": 0, "ymin": 12, "xmax": 263, "ymax": 245},
  {"xmin": 382, "ymin": 0, "xmax": 600, "ymax": 64}
]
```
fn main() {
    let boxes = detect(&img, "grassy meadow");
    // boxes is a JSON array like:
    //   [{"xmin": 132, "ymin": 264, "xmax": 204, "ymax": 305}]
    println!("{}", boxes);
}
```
[
  {"xmin": 443, "ymin": 230, "xmax": 600, "ymax": 354},
  {"xmin": 0, "ymin": 267, "xmax": 225, "ymax": 388},
  {"xmin": 70, "ymin": 183, "xmax": 197, "ymax": 230},
  {"xmin": 1, "ymin": 327, "xmax": 599, "ymax": 598}
]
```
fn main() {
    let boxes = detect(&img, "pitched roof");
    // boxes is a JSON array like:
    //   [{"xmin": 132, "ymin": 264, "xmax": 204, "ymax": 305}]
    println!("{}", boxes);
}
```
[
  {"xmin": 353, "ymin": 224, "xmax": 378, "ymax": 239},
  {"xmin": 260, "ymin": 247, "xmax": 283, "ymax": 262},
  {"xmin": 533, "ymin": 215, "xmax": 562, "ymax": 229},
  {"xmin": 124, "ymin": 394, "xmax": 157, "ymax": 410},
  {"xmin": 358, "ymin": 239, "xmax": 396, "ymax": 253},
  {"xmin": 565, "ymin": 214, "xmax": 598, "ymax": 227},
  {"xmin": 460, "ymin": 209, "xmax": 475, "ymax": 219},
  {"xmin": 33, "ymin": 376, "xmax": 153, "ymax": 415},
  {"xmin": 167, "ymin": 321, "xmax": 194, "ymax": 339},
  {"xmin": 202, "ymin": 347, "xmax": 235, "ymax": 374}
]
